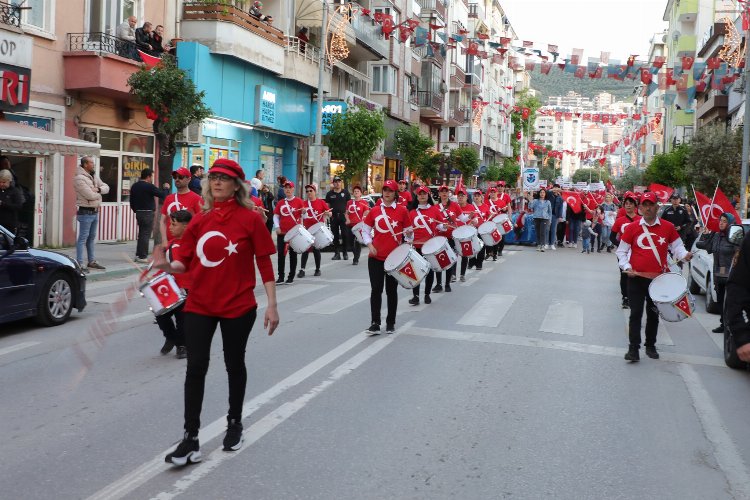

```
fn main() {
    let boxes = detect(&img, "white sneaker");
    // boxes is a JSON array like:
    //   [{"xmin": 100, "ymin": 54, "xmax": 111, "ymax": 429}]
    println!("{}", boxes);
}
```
[
  {"xmin": 551, "ymin": 245, "xmax": 557, "ymax": 250},
  {"xmin": 543, "ymin": 245, "xmax": 549, "ymax": 250}
]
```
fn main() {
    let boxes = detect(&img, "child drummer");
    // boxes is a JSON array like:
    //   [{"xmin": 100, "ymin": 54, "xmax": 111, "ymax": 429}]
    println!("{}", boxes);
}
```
[{"xmin": 156, "ymin": 209, "xmax": 192, "ymax": 359}]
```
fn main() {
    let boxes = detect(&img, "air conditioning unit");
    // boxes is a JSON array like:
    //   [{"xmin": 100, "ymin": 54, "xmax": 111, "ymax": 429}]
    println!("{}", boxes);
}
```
[{"xmin": 176, "ymin": 122, "xmax": 204, "ymax": 145}]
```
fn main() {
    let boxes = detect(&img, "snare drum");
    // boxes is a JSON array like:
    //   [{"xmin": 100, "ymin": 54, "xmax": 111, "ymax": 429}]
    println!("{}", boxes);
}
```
[
  {"xmin": 384, "ymin": 244, "xmax": 431, "ymax": 289},
  {"xmin": 491, "ymin": 214, "xmax": 513, "ymax": 235},
  {"xmin": 283, "ymin": 224, "xmax": 315, "ymax": 253},
  {"xmin": 139, "ymin": 273, "xmax": 186, "ymax": 316},
  {"xmin": 351, "ymin": 222, "xmax": 371, "ymax": 245},
  {"xmin": 422, "ymin": 236, "xmax": 457, "ymax": 271},
  {"xmin": 452, "ymin": 225, "xmax": 483, "ymax": 257},
  {"xmin": 478, "ymin": 221, "xmax": 503, "ymax": 246},
  {"xmin": 648, "ymin": 272, "xmax": 696, "ymax": 322},
  {"xmin": 309, "ymin": 222, "xmax": 334, "ymax": 250}
]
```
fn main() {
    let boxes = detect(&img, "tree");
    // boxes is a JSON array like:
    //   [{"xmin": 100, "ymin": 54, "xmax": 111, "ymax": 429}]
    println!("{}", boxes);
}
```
[
  {"xmin": 644, "ymin": 144, "xmax": 688, "ymax": 188},
  {"xmin": 484, "ymin": 162, "xmax": 502, "ymax": 182},
  {"xmin": 325, "ymin": 103, "xmax": 386, "ymax": 183},
  {"xmin": 450, "ymin": 146, "xmax": 480, "ymax": 184},
  {"xmin": 510, "ymin": 89, "xmax": 542, "ymax": 160},
  {"xmin": 393, "ymin": 125, "xmax": 436, "ymax": 183},
  {"xmin": 614, "ymin": 167, "xmax": 645, "ymax": 192},
  {"xmin": 127, "ymin": 55, "xmax": 212, "ymax": 187},
  {"xmin": 499, "ymin": 157, "xmax": 520, "ymax": 186},
  {"xmin": 572, "ymin": 167, "xmax": 610, "ymax": 183},
  {"xmin": 684, "ymin": 124, "xmax": 742, "ymax": 196}
]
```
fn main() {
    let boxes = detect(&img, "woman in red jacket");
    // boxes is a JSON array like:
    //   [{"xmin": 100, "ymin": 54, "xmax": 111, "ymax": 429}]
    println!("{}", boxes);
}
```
[{"xmin": 152, "ymin": 158, "xmax": 279, "ymax": 466}]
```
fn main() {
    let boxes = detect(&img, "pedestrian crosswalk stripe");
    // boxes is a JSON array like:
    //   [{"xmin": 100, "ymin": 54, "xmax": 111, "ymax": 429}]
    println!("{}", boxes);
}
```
[
  {"xmin": 295, "ymin": 286, "xmax": 370, "ymax": 314},
  {"xmin": 540, "ymin": 300, "xmax": 583, "ymax": 336},
  {"xmin": 457, "ymin": 294, "xmax": 515, "ymax": 327}
]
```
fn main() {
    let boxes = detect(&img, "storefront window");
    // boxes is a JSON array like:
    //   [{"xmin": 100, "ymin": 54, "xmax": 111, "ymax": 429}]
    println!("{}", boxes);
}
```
[
  {"xmin": 121, "ymin": 156, "xmax": 153, "ymax": 202},
  {"xmin": 99, "ymin": 129, "xmax": 121, "ymax": 151},
  {"xmin": 123, "ymin": 132, "xmax": 154, "ymax": 154},
  {"xmin": 99, "ymin": 156, "xmax": 119, "ymax": 203}
]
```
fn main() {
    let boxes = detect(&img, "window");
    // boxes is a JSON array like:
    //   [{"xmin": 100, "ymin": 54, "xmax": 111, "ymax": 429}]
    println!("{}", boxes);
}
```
[
  {"xmin": 372, "ymin": 65, "xmax": 395, "ymax": 94},
  {"xmin": 87, "ymin": 0, "xmax": 136, "ymax": 34},
  {"xmin": 14, "ymin": 0, "xmax": 54, "ymax": 33}
]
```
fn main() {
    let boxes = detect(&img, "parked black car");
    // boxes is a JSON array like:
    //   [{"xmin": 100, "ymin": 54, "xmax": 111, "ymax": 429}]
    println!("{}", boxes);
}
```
[{"xmin": 0, "ymin": 225, "xmax": 87, "ymax": 326}]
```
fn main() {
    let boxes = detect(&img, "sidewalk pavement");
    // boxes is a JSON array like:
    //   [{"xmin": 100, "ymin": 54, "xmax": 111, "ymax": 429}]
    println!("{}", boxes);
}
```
[{"xmin": 58, "ymin": 240, "xmax": 145, "ymax": 282}]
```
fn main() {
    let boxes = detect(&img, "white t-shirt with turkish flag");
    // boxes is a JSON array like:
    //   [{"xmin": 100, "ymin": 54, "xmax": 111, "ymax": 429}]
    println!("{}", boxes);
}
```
[
  {"xmin": 173, "ymin": 199, "xmax": 277, "ymax": 318},
  {"xmin": 617, "ymin": 217, "xmax": 688, "ymax": 274},
  {"xmin": 362, "ymin": 202, "xmax": 411, "ymax": 261}
]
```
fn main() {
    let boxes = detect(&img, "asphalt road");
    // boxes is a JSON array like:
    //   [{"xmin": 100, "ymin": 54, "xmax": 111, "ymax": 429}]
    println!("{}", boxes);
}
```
[{"xmin": 2, "ymin": 244, "xmax": 750, "ymax": 499}]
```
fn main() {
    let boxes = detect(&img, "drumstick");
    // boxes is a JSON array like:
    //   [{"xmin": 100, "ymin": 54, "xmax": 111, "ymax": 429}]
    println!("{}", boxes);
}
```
[{"xmin": 621, "ymin": 270, "xmax": 662, "ymax": 279}]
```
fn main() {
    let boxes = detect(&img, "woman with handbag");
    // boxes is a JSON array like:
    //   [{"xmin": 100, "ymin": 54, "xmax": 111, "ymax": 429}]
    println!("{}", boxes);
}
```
[{"xmin": 696, "ymin": 212, "xmax": 737, "ymax": 333}]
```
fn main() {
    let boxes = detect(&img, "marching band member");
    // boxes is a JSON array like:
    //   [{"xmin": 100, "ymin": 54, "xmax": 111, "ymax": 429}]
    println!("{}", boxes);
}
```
[
  {"xmin": 345, "ymin": 185, "xmax": 370, "ymax": 265},
  {"xmin": 434, "ymin": 185, "xmax": 462, "ymax": 292},
  {"xmin": 456, "ymin": 187, "xmax": 477, "ymax": 282},
  {"xmin": 486, "ymin": 187, "xmax": 507, "ymax": 261},
  {"xmin": 397, "ymin": 179, "xmax": 413, "ymax": 206},
  {"xmin": 611, "ymin": 192, "xmax": 641, "ymax": 309},
  {"xmin": 272, "ymin": 180, "xmax": 305, "ymax": 284},
  {"xmin": 616, "ymin": 192, "xmax": 692, "ymax": 362},
  {"xmin": 408, "ymin": 186, "xmax": 444, "ymax": 305},
  {"xmin": 469, "ymin": 190, "xmax": 490, "ymax": 269},
  {"xmin": 152, "ymin": 158, "xmax": 278, "ymax": 465},
  {"xmin": 298, "ymin": 183, "xmax": 330, "ymax": 278},
  {"xmin": 360, "ymin": 180, "xmax": 413, "ymax": 334},
  {"xmin": 159, "ymin": 167, "xmax": 203, "ymax": 244}
]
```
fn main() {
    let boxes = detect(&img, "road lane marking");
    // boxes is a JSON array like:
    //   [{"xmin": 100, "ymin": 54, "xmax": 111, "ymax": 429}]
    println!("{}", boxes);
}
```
[
  {"xmin": 295, "ymin": 286, "xmax": 370, "ymax": 314},
  {"xmin": 679, "ymin": 364, "xmax": 750, "ymax": 499},
  {"xmin": 457, "ymin": 294, "xmax": 515, "ymax": 327},
  {"xmin": 311, "ymin": 278, "xmax": 370, "ymax": 284},
  {"xmin": 150, "ymin": 321, "xmax": 415, "ymax": 500},
  {"xmin": 86, "ymin": 331, "xmax": 373, "ymax": 500},
  {"xmin": 621, "ymin": 310, "xmax": 674, "ymax": 346},
  {"xmin": 257, "ymin": 284, "xmax": 327, "ymax": 310},
  {"xmin": 539, "ymin": 300, "xmax": 583, "ymax": 336},
  {"xmin": 89, "ymin": 291, "xmax": 131, "ymax": 304},
  {"xmin": 404, "ymin": 326, "xmax": 725, "ymax": 367},
  {"xmin": 0, "ymin": 341, "xmax": 40, "ymax": 357}
]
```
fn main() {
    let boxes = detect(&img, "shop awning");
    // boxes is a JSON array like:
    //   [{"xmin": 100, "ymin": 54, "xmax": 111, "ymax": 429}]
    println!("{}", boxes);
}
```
[{"xmin": 0, "ymin": 120, "xmax": 101, "ymax": 156}]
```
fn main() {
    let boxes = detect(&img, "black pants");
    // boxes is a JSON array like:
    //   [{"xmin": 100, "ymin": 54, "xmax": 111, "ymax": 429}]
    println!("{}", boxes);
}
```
[
  {"xmin": 412, "ymin": 248, "xmax": 435, "ymax": 297},
  {"xmin": 135, "ymin": 210, "xmax": 155, "ymax": 259},
  {"xmin": 468, "ymin": 246, "xmax": 485, "ymax": 270},
  {"xmin": 155, "ymin": 301, "xmax": 186, "ymax": 347},
  {"xmin": 352, "ymin": 238, "xmax": 362, "ymax": 262},
  {"xmin": 534, "ymin": 218, "xmax": 549, "ymax": 247},
  {"xmin": 368, "ymin": 257, "xmax": 398, "ymax": 326},
  {"xmin": 436, "ymin": 239, "xmax": 458, "ymax": 285},
  {"xmin": 620, "ymin": 269, "xmax": 628, "ymax": 299},
  {"xmin": 715, "ymin": 279, "xmax": 727, "ymax": 325},
  {"xmin": 556, "ymin": 221, "xmax": 567, "ymax": 245},
  {"xmin": 183, "ymin": 308, "xmax": 257, "ymax": 434},
  {"xmin": 300, "ymin": 247, "xmax": 321, "ymax": 271},
  {"xmin": 330, "ymin": 214, "xmax": 348, "ymax": 255},
  {"xmin": 276, "ymin": 233, "xmax": 297, "ymax": 279},
  {"xmin": 627, "ymin": 276, "xmax": 658, "ymax": 348}
]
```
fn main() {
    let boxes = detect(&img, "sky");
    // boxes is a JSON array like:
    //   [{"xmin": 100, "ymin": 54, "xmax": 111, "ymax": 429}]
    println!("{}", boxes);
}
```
[{"xmin": 500, "ymin": 0, "xmax": 669, "ymax": 62}]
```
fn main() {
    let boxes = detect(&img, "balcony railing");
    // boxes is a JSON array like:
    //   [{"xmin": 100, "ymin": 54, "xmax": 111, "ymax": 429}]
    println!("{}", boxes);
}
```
[
  {"xmin": 285, "ymin": 36, "xmax": 324, "ymax": 66},
  {"xmin": 468, "ymin": 3, "xmax": 478, "ymax": 18},
  {"xmin": 182, "ymin": 1, "xmax": 285, "ymax": 47},
  {"xmin": 0, "ymin": 1, "xmax": 21, "ymax": 28},
  {"xmin": 450, "ymin": 107, "xmax": 468, "ymax": 123},
  {"xmin": 416, "ymin": 0, "xmax": 446, "ymax": 19},
  {"xmin": 413, "ymin": 44, "xmax": 444, "ymax": 66},
  {"xmin": 66, "ymin": 32, "xmax": 139, "ymax": 60},
  {"xmin": 417, "ymin": 90, "xmax": 442, "ymax": 112}
]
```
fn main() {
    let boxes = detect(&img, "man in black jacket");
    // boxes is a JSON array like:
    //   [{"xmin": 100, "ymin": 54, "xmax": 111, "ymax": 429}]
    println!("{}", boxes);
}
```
[
  {"xmin": 130, "ymin": 168, "xmax": 170, "ymax": 263},
  {"xmin": 325, "ymin": 176, "xmax": 351, "ymax": 260},
  {"xmin": 135, "ymin": 22, "xmax": 154, "ymax": 55},
  {"xmin": 661, "ymin": 193, "xmax": 689, "ymax": 240},
  {"xmin": 725, "ymin": 228, "xmax": 750, "ymax": 362}
]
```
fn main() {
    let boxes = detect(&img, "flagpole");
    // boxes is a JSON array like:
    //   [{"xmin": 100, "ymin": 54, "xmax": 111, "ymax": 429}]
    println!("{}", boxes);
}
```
[
  {"xmin": 691, "ymin": 184, "xmax": 706, "ymax": 228},
  {"xmin": 741, "ymin": 3, "xmax": 750, "ymax": 218},
  {"xmin": 708, "ymin": 179, "xmax": 720, "ymax": 227}
]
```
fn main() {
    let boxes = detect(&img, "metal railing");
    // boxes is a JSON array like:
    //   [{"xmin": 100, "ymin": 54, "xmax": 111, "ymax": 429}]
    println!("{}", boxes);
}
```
[
  {"xmin": 182, "ymin": 1, "xmax": 285, "ymax": 47},
  {"xmin": 0, "ymin": 1, "xmax": 22, "ymax": 27},
  {"xmin": 285, "ymin": 36, "xmax": 324, "ymax": 65},
  {"xmin": 468, "ymin": 3, "xmax": 478, "ymax": 18},
  {"xmin": 417, "ymin": 91, "xmax": 442, "ymax": 112},
  {"xmin": 66, "ymin": 32, "xmax": 139, "ymax": 59},
  {"xmin": 413, "ymin": 44, "xmax": 444, "ymax": 66},
  {"xmin": 450, "ymin": 107, "xmax": 468, "ymax": 123},
  {"xmin": 416, "ymin": 0, "xmax": 446, "ymax": 19}
]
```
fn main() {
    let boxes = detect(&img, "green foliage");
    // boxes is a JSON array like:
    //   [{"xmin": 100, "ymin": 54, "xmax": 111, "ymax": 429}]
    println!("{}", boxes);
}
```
[
  {"xmin": 498, "ymin": 160, "xmax": 519, "ymax": 186},
  {"xmin": 529, "ymin": 69, "xmax": 633, "ymax": 102},
  {"xmin": 484, "ymin": 162, "xmax": 502, "ymax": 182},
  {"xmin": 540, "ymin": 165, "xmax": 556, "ymax": 184},
  {"xmin": 644, "ymin": 144, "xmax": 688, "ymax": 188},
  {"xmin": 393, "ymin": 125, "xmax": 436, "ymax": 182},
  {"xmin": 684, "ymin": 124, "xmax": 742, "ymax": 196},
  {"xmin": 127, "ymin": 55, "xmax": 212, "ymax": 153},
  {"xmin": 572, "ymin": 168, "xmax": 610, "ymax": 183},
  {"xmin": 510, "ymin": 90, "xmax": 543, "ymax": 159},
  {"xmin": 325, "ymin": 103, "xmax": 386, "ymax": 183},
  {"xmin": 614, "ymin": 167, "xmax": 645, "ymax": 192},
  {"xmin": 450, "ymin": 146, "xmax": 480, "ymax": 181}
]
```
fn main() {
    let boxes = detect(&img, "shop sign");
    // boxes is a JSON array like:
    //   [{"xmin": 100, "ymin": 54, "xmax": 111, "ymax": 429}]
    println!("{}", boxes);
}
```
[
  {"xmin": 34, "ymin": 158, "xmax": 45, "ymax": 247},
  {"xmin": 522, "ymin": 167, "xmax": 539, "ymax": 190},
  {"xmin": 0, "ymin": 63, "xmax": 30, "ymax": 112},
  {"xmin": 255, "ymin": 85, "xmax": 276, "ymax": 127},
  {"xmin": 0, "ymin": 31, "xmax": 32, "ymax": 68},
  {"xmin": 5, "ymin": 112, "xmax": 51, "ymax": 131},
  {"xmin": 321, "ymin": 100, "xmax": 346, "ymax": 135}
]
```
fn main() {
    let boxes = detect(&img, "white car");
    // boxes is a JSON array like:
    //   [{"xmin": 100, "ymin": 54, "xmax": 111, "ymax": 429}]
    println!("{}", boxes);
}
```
[{"xmin": 688, "ymin": 219, "xmax": 750, "ymax": 314}]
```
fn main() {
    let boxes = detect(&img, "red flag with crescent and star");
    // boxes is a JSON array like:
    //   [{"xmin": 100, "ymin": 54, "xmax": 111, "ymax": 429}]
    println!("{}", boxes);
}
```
[
  {"xmin": 490, "ymin": 228, "xmax": 502, "ymax": 243},
  {"xmin": 150, "ymin": 278, "xmax": 179, "ymax": 308},
  {"xmin": 460, "ymin": 241, "xmax": 474, "ymax": 256},
  {"xmin": 562, "ymin": 191, "xmax": 583, "ymax": 213},
  {"xmin": 500, "ymin": 219, "xmax": 512, "ymax": 234},
  {"xmin": 435, "ymin": 250, "xmax": 452, "ymax": 268},
  {"xmin": 648, "ymin": 183, "xmax": 674, "ymax": 203},
  {"xmin": 399, "ymin": 262, "xmax": 418, "ymax": 281},
  {"xmin": 674, "ymin": 295, "xmax": 693, "ymax": 317}
]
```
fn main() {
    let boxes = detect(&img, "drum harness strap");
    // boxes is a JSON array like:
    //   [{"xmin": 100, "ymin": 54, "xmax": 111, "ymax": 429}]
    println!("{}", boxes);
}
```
[
  {"xmin": 284, "ymin": 199, "xmax": 300, "ymax": 225},
  {"xmin": 641, "ymin": 224, "xmax": 667, "ymax": 274},
  {"xmin": 381, "ymin": 204, "xmax": 400, "ymax": 244},
  {"xmin": 415, "ymin": 207, "xmax": 434, "ymax": 237}
]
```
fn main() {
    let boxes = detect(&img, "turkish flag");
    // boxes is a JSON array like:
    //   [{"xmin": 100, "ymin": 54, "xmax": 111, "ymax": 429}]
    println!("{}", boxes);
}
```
[
  {"xmin": 150, "ymin": 278, "xmax": 179, "ymax": 308},
  {"xmin": 695, "ymin": 190, "xmax": 723, "ymax": 232},
  {"xmin": 713, "ymin": 187, "xmax": 741, "ymax": 225},
  {"xmin": 490, "ymin": 229, "xmax": 502, "ymax": 243},
  {"xmin": 435, "ymin": 250, "xmax": 452, "ymax": 269},
  {"xmin": 500, "ymin": 219, "xmax": 513, "ymax": 234},
  {"xmin": 521, "ymin": 107, "xmax": 530, "ymax": 120},
  {"xmin": 584, "ymin": 193, "xmax": 598, "ymax": 211},
  {"xmin": 399, "ymin": 262, "xmax": 417, "ymax": 281},
  {"xmin": 562, "ymin": 191, "xmax": 583, "ymax": 213},
  {"xmin": 460, "ymin": 241, "xmax": 474, "ymax": 256},
  {"xmin": 138, "ymin": 50, "xmax": 162, "ymax": 68},
  {"xmin": 648, "ymin": 183, "xmax": 674, "ymax": 203},
  {"xmin": 674, "ymin": 295, "xmax": 693, "ymax": 317}
]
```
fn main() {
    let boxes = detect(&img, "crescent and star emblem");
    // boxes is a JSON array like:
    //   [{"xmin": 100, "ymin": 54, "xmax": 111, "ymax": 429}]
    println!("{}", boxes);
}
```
[
  {"xmin": 701, "ymin": 203, "xmax": 723, "ymax": 222},
  {"xmin": 374, "ymin": 214, "xmax": 392, "ymax": 234},
  {"xmin": 196, "ymin": 230, "xmax": 238, "ymax": 268},
  {"xmin": 413, "ymin": 213, "xmax": 430, "ymax": 230},
  {"xmin": 167, "ymin": 200, "xmax": 185, "ymax": 214},
  {"xmin": 156, "ymin": 284, "xmax": 171, "ymax": 297},
  {"xmin": 280, "ymin": 203, "xmax": 294, "ymax": 217}
]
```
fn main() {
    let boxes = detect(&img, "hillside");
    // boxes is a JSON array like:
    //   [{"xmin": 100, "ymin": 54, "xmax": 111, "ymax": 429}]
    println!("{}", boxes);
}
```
[{"xmin": 529, "ymin": 68, "xmax": 637, "ymax": 103}]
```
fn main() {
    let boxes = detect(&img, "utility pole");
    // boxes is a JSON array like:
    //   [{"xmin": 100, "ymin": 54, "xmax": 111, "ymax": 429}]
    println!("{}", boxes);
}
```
[
  {"xmin": 741, "ymin": 19, "xmax": 750, "ymax": 218},
  {"xmin": 312, "ymin": 1, "xmax": 329, "ymax": 187}
]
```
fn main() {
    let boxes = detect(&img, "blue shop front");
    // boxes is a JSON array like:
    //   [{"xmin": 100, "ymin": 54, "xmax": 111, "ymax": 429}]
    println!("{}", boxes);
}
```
[{"xmin": 175, "ymin": 42, "xmax": 314, "ymax": 186}]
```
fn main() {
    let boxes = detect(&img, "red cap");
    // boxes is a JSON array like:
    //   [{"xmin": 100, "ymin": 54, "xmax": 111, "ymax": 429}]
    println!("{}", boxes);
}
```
[
  {"xmin": 209, "ymin": 159, "xmax": 245, "ymax": 180},
  {"xmin": 456, "ymin": 187, "xmax": 468, "ymax": 195},
  {"xmin": 284, "ymin": 180, "xmax": 295, "ymax": 188},
  {"xmin": 352, "ymin": 184, "xmax": 363, "ymax": 192},
  {"xmin": 398, "ymin": 179, "xmax": 408, "ymax": 184},
  {"xmin": 640, "ymin": 192, "xmax": 657, "ymax": 204},
  {"xmin": 172, "ymin": 167, "xmax": 191, "ymax": 178},
  {"xmin": 304, "ymin": 184, "xmax": 317, "ymax": 191},
  {"xmin": 382, "ymin": 180, "xmax": 398, "ymax": 192},
  {"xmin": 438, "ymin": 185, "xmax": 451, "ymax": 192},
  {"xmin": 488, "ymin": 187, "xmax": 498, "ymax": 193},
  {"xmin": 623, "ymin": 191, "xmax": 639, "ymax": 204},
  {"xmin": 473, "ymin": 189, "xmax": 483, "ymax": 196},
  {"xmin": 497, "ymin": 181, "xmax": 506, "ymax": 186},
  {"xmin": 415, "ymin": 185, "xmax": 430, "ymax": 195}
]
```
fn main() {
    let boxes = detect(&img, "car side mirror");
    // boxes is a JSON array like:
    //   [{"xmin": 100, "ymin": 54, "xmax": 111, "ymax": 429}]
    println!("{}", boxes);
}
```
[
  {"xmin": 13, "ymin": 236, "xmax": 29, "ymax": 250},
  {"xmin": 728, "ymin": 224, "xmax": 745, "ymax": 246}
]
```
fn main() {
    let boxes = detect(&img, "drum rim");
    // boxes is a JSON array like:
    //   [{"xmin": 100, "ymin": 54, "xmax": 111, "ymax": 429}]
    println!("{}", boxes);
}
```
[
  {"xmin": 422, "ymin": 235, "xmax": 448, "ymax": 253},
  {"xmin": 384, "ymin": 243, "xmax": 413, "ymax": 270},
  {"xmin": 453, "ymin": 225, "xmax": 478, "ymax": 238}
]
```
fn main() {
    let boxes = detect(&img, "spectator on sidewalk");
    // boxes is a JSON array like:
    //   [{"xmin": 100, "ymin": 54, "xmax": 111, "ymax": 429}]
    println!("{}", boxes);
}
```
[
  {"xmin": 599, "ymin": 193, "xmax": 617, "ymax": 252},
  {"xmin": 526, "ymin": 188, "xmax": 551, "ymax": 252},
  {"xmin": 188, "ymin": 164, "xmax": 204, "ymax": 195},
  {"xmin": 130, "ymin": 168, "xmax": 170, "ymax": 264},
  {"xmin": 74, "ymin": 156, "xmax": 110, "ymax": 271},
  {"xmin": 0, "ymin": 169, "xmax": 24, "ymax": 234},
  {"xmin": 725, "ymin": 224, "xmax": 750, "ymax": 362},
  {"xmin": 696, "ymin": 213, "xmax": 736, "ymax": 333}
]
